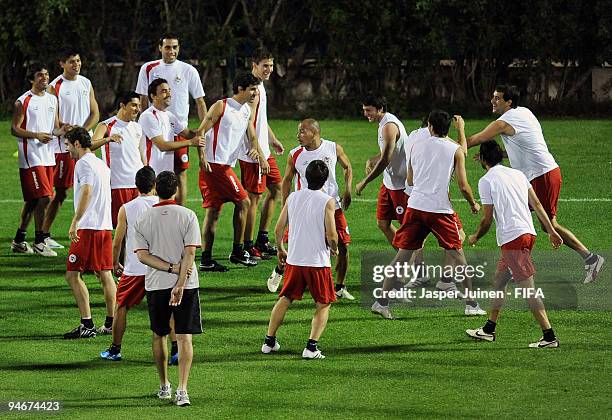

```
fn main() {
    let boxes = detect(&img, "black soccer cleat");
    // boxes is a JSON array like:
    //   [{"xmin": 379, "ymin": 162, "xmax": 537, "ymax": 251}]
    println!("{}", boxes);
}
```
[
  {"xmin": 229, "ymin": 250, "xmax": 258, "ymax": 267},
  {"xmin": 199, "ymin": 259, "xmax": 229, "ymax": 272}
]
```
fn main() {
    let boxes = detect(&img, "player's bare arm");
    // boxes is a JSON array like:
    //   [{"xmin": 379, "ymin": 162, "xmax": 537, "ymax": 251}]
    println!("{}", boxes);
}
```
[
  {"xmin": 112, "ymin": 206, "xmax": 128, "ymax": 275},
  {"xmin": 336, "ymin": 143, "xmax": 353, "ymax": 210},
  {"xmin": 406, "ymin": 157, "xmax": 414, "ymax": 187},
  {"xmin": 11, "ymin": 101, "xmax": 48, "ymax": 142},
  {"xmin": 324, "ymin": 198, "xmax": 339, "ymax": 256},
  {"xmin": 90, "ymin": 123, "xmax": 122, "ymax": 151},
  {"xmin": 82, "ymin": 87, "xmax": 100, "ymax": 131},
  {"xmin": 528, "ymin": 188, "xmax": 563, "ymax": 248},
  {"xmin": 196, "ymin": 99, "xmax": 224, "ymax": 135},
  {"xmin": 454, "ymin": 149, "xmax": 480, "ymax": 214},
  {"xmin": 268, "ymin": 126, "xmax": 284, "ymax": 154},
  {"xmin": 356, "ymin": 122, "xmax": 398, "ymax": 195},
  {"xmin": 365, "ymin": 153, "xmax": 381, "ymax": 175},
  {"xmin": 69, "ymin": 184, "xmax": 92, "ymax": 243},
  {"xmin": 195, "ymin": 96, "xmax": 207, "ymax": 121},
  {"xmin": 136, "ymin": 250, "xmax": 185, "ymax": 275},
  {"xmin": 246, "ymin": 100, "xmax": 265, "ymax": 169},
  {"xmin": 171, "ymin": 246, "xmax": 197, "ymax": 306},
  {"xmin": 280, "ymin": 157, "xmax": 297, "ymax": 205},
  {"xmin": 453, "ymin": 115, "xmax": 467, "ymax": 156},
  {"xmin": 274, "ymin": 202, "xmax": 289, "ymax": 265},
  {"xmin": 466, "ymin": 120, "xmax": 513, "ymax": 148},
  {"xmin": 468, "ymin": 204, "xmax": 494, "ymax": 246}
]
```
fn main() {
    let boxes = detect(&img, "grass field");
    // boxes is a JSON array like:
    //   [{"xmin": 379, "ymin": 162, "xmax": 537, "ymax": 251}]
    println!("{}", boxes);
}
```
[{"xmin": 0, "ymin": 118, "xmax": 611, "ymax": 418}]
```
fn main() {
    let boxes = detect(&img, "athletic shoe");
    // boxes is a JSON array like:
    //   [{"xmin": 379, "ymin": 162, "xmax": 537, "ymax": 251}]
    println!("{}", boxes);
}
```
[
  {"xmin": 96, "ymin": 326, "xmax": 112, "ymax": 335},
  {"xmin": 465, "ymin": 303, "xmax": 487, "ymax": 316},
  {"xmin": 267, "ymin": 269, "xmax": 283, "ymax": 293},
  {"xmin": 229, "ymin": 250, "xmax": 258, "ymax": 267},
  {"xmin": 435, "ymin": 280, "xmax": 466, "ymax": 298},
  {"xmin": 33, "ymin": 242, "xmax": 57, "ymax": 257},
  {"xmin": 63, "ymin": 324, "xmax": 97, "ymax": 339},
  {"xmin": 100, "ymin": 348, "xmax": 122, "ymax": 361},
  {"xmin": 246, "ymin": 246, "xmax": 263, "ymax": 261},
  {"xmin": 466, "ymin": 327, "xmax": 495, "ymax": 342},
  {"xmin": 175, "ymin": 389, "xmax": 190, "ymax": 406},
  {"xmin": 335, "ymin": 286, "xmax": 355, "ymax": 300},
  {"xmin": 157, "ymin": 383, "xmax": 172, "ymax": 400},
  {"xmin": 261, "ymin": 340, "xmax": 281, "ymax": 354},
  {"xmin": 405, "ymin": 277, "xmax": 429, "ymax": 288},
  {"xmin": 11, "ymin": 240, "xmax": 33, "ymax": 254},
  {"xmin": 199, "ymin": 259, "xmax": 229, "ymax": 272},
  {"xmin": 528, "ymin": 337, "xmax": 559, "ymax": 348},
  {"xmin": 168, "ymin": 352, "xmax": 179, "ymax": 366},
  {"xmin": 256, "ymin": 241, "xmax": 277, "ymax": 256},
  {"xmin": 371, "ymin": 301, "xmax": 395, "ymax": 319},
  {"xmin": 44, "ymin": 237, "xmax": 65, "ymax": 249},
  {"xmin": 584, "ymin": 255, "xmax": 605, "ymax": 284},
  {"xmin": 302, "ymin": 348, "xmax": 325, "ymax": 359}
]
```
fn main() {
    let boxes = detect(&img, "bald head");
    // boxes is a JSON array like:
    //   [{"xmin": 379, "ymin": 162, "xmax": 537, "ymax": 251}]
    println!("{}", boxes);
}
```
[
  {"xmin": 301, "ymin": 118, "xmax": 320, "ymax": 135},
  {"xmin": 297, "ymin": 118, "xmax": 322, "ymax": 149}
]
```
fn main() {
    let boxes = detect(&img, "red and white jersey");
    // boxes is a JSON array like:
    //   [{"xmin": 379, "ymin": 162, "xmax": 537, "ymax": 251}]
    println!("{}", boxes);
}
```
[
  {"xmin": 378, "ymin": 112, "xmax": 408, "ymax": 190},
  {"xmin": 286, "ymin": 188, "xmax": 332, "ymax": 267},
  {"xmin": 407, "ymin": 136, "xmax": 459, "ymax": 214},
  {"xmin": 15, "ymin": 91, "xmax": 57, "ymax": 169},
  {"xmin": 403, "ymin": 127, "xmax": 430, "ymax": 196},
  {"xmin": 50, "ymin": 75, "xmax": 92, "ymax": 153},
  {"xmin": 123, "ymin": 195, "xmax": 158, "ymax": 276},
  {"xmin": 135, "ymin": 59, "xmax": 205, "ymax": 126},
  {"xmin": 204, "ymin": 98, "xmax": 251, "ymax": 165},
  {"xmin": 239, "ymin": 83, "xmax": 270, "ymax": 163},
  {"xmin": 497, "ymin": 107, "xmax": 558, "ymax": 181},
  {"xmin": 99, "ymin": 116, "xmax": 144, "ymax": 188},
  {"xmin": 138, "ymin": 106, "xmax": 186, "ymax": 174},
  {"xmin": 289, "ymin": 139, "xmax": 340, "ymax": 210},
  {"xmin": 73, "ymin": 152, "xmax": 112, "ymax": 230}
]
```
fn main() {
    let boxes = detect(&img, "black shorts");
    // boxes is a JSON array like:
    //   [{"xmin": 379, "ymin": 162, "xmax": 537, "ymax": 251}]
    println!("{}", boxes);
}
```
[{"xmin": 146, "ymin": 288, "xmax": 203, "ymax": 336}]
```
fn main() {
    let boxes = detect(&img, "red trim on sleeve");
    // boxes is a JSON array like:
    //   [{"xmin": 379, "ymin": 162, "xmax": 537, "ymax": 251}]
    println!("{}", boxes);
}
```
[
  {"xmin": 21, "ymin": 94, "xmax": 33, "ymax": 168},
  {"xmin": 145, "ymin": 61, "xmax": 161, "ymax": 82},
  {"xmin": 212, "ymin": 99, "xmax": 227, "ymax": 160},
  {"xmin": 103, "ymin": 119, "xmax": 118, "ymax": 168}
]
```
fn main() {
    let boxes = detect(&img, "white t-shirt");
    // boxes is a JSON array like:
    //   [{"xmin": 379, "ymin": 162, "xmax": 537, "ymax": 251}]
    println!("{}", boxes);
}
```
[
  {"xmin": 378, "ymin": 112, "xmax": 407, "ymax": 190},
  {"xmin": 133, "ymin": 201, "xmax": 201, "ymax": 291},
  {"xmin": 99, "ymin": 116, "xmax": 144, "ymax": 188},
  {"xmin": 123, "ymin": 195, "xmax": 158, "ymax": 276},
  {"xmin": 135, "ymin": 59, "xmax": 205, "ymax": 125},
  {"xmin": 407, "ymin": 136, "xmax": 458, "ymax": 214},
  {"xmin": 239, "ymin": 82, "xmax": 271, "ymax": 163},
  {"xmin": 50, "ymin": 74, "xmax": 92, "ymax": 153},
  {"xmin": 290, "ymin": 139, "xmax": 341, "ymax": 210},
  {"xmin": 139, "ymin": 106, "xmax": 186, "ymax": 174},
  {"xmin": 73, "ymin": 152, "xmax": 112, "ymax": 230},
  {"xmin": 403, "ymin": 127, "xmax": 430, "ymax": 196},
  {"xmin": 204, "ymin": 98, "xmax": 251, "ymax": 165},
  {"xmin": 286, "ymin": 189, "xmax": 332, "ymax": 267},
  {"xmin": 15, "ymin": 91, "xmax": 57, "ymax": 169},
  {"xmin": 479, "ymin": 165, "xmax": 537, "ymax": 246},
  {"xmin": 497, "ymin": 107, "xmax": 558, "ymax": 181}
]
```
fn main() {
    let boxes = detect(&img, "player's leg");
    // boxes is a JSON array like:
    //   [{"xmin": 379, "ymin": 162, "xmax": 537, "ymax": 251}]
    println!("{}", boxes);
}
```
[
  {"xmin": 148, "ymin": 289, "xmax": 172, "ymax": 398},
  {"xmin": 516, "ymin": 276, "xmax": 559, "ymax": 347},
  {"xmin": 175, "ymin": 170, "xmax": 188, "ymax": 206},
  {"xmin": 334, "ymin": 243, "xmax": 354, "ymax": 300},
  {"xmin": 168, "ymin": 317, "xmax": 179, "ymax": 366},
  {"xmin": 152, "ymin": 333, "xmax": 170, "ymax": 392},
  {"xmin": 304, "ymin": 302, "xmax": 331, "ymax": 359},
  {"xmin": 111, "ymin": 306, "xmax": 128, "ymax": 344},
  {"xmin": 63, "ymin": 271, "xmax": 97, "ymax": 338},
  {"xmin": 244, "ymin": 192, "xmax": 263, "ymax": 258},
  {"xmin": 200, "ymin": 207, "xmax": 227, "ymax": 271},
  {"xmin": 42, "ymin": 186, "xmax": 67, "ymax": 236},
  {"xmin": 229, "ymin": 197, "xmax": 257, "ymax": 266},
  {"xmin": 97, "ymin": 270, "xmax": 117, "ymax": 335},
  {"xmin": 466, "ymin": 268, "xmax": 511, "ymax": 342},
  {"xmin": 255, "ymin": 182, "xmax": 281, "ymax": 255},
  {"xmin": 267, "ymin": 296, "xmax": 292, "ymax": 337},
  {"xmin": 12, "ymin": 199, "xmax": 38, "ymax": 253},
  {"xmin": 377, "ymin": 219, "xmax": 397, "ymax": 245},
  {"xmin": 175, "ymin": 333, "xmax": 193, "ymax": 396},
  {"xmin": 371, "ymin": 248, "xmax": 415, "ymax": 319}
]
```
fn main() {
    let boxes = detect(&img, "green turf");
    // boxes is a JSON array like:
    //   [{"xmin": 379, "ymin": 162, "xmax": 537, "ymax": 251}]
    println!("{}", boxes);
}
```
[{"xmin": 0, "ymin": 118, "xmax": 611, "ymax": 418}]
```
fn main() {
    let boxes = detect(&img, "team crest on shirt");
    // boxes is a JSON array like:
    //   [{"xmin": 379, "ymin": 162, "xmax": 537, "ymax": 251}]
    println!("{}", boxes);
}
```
[
  {"xmin": 323, "ymin": 156, "xmax": 332, "ymax": 167},
  {"xmin": 175, "ymin": 75, "xmax": 182, "ymax": 84},
  {"xmin": 68, "ymin": 254, "xmax": 77, "ymax": 263},
  {"xmin": 181, "ymin": 154, "xmax": 189, "ymax": 163},
  {"xmin": 396, "ymin": 205, "xmax": 405, "ymax": 215}
]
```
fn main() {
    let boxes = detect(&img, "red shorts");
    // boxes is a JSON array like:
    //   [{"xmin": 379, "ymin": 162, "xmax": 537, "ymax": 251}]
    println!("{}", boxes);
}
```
[
  {"xmin": 53, "ymin": 152, "xmax": 75, "ymax": 189},
  {"xmin": 393, "ymin": 208, "xmax": 462, "ymax": 250},
  {"xmin": 174, "ymin": 135, "xmax": 189, "ymax": 172},
  {"xmin": 282, "ymin": 208, "xmax": 351, "ymax": 245},
  {"xmin": 453, "ymin": 211, "xmax": 463, "ymax": 231},
  {"xmin": 116, "ymin": 274, "xmax": 146, "ymax": 308},
  {"xmin": 279, "ymin": 264, "xmax": 337, "ymax": 304},
  {"xmin": 376, "ymin": 184, "xmax": 408, "ymax": 222},
  {"xmin": 239, "ymin": 156, "xmax": 282, "ymax": 194},
  {"xmin": 111, "ymin": 188, "xmax": 139, "ymax": 228},
  {"xmin": 497, "ymin": 234, "xmax": 536, "ymax": 281},
  {"xmin": 530, "ymin": 167, "xmax": 561, "ymax": 219},
  {"xmin": 198, "ymin": 163, "xmax": 248, "ymax": 210},
  {"xmin": 19, "ymin": 166, "xmax": 54, "ymax": 202},
  {"xmin": 67, "ymin": 229, "xmax": 113, "ymax": 273}
]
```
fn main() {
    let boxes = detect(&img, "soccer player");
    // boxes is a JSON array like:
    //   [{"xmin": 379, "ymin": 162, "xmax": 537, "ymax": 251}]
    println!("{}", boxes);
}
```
[
  {"xmin": 371, "ymin": 110, "xmax": 485, "ymax": 319},
  {"xmin": 270, "ymin": 119, "xmax": 354, "ymax": 299},
  {"xmin": 262, "ymin": 160, "xmax": 338, "ymax": 359},
  {"xmin": 134, "ymin": 171, "xmax": 202, "ymax": 407},
  {"xmin": 139, "ymin": 78, "xmax": 205, "ymax": 175},
  {"xmin": 43, "ymin": 50, "xmax": 100, "ymax": 249},
  {"xmin": 356, "ymin": 95, "xmax": 408, "ymax": 244},
  {"xmin": 11, "ymin": 63, "xmax": 70, "ymax": 257},
  {"xmin": 465, "ymin": 85, "xmax": 604, "ymax": 283},
  {"xmin": 136, "ymin": 33, "xmax": 207, "ymax": 205},
  {"xmin": 466, "ymin": 140, "xmax": 563, "ymax": 348},
  {"xmin": 196, "ymin": 73, "xmax": 265, "ymax": 271},
  {"xmin": 63, "ymin": 127, "xmax": 116, "ymax": 339},
  {"xmin": 238, "ymin": 48, "xmax": 285, "ymax": 259},
  {"xmin": 91, "ymin": 92, "xmax": 145, "ymax": 227}
]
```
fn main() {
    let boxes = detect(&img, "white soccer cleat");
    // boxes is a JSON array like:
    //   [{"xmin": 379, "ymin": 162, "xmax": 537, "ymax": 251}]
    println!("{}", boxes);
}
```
[
  {"xmin": 157, "ymin": 383, "xmax": 172, "ymax": 400},
  {"xmin": 335, "ymin": 286, "xmax": 355, "ymax": 300},
  {"xmin": 96, "ymin": 325, "xmax": 112, "ymax": 335},
  {"xmin": 33, "ymin": 242, "xmax": 57, "ymax": 257},
  {"xmin": 44, "ymin": 237, "xmax": 65, "ymax": 249},
  {"xmin": 175, "ymin": 390, "xmax": 190, "ymax": 406},
  {"xmin": 261, "ymin": 341, "xmax": 281, "ymax": 354},
  {"xmin": 528, "ymin": 337, "xmax": 560, "ymax": 348},
  {"xmin": 11, "ymin": 240, "xmax": 34, "ymax": 254},
  {"xmin": 465, "ymin": 303, "xmax": 487, "ymax": 316},
  {"xmin": 435, "ymin": 280, "xmax": 466, "ymax": 298},
  {"xmin": 267, "ymin": 269, "xmax": 283, "ymax": 293},
  {"xmin": 466, "ymin": 327, "xmax": 495, "ymax": 342},
  {"xmin": 371, "ymin": 301, "xmax": 395, "ymax": 319},
  {"xmin": 302, "ymin": 348, "xmax": 325, "ymax": 359},
  {"xmin": 405, "ymin": 277, "xmax": 429, "ymax": 288},
  {"xmin": 584, "ymin": 255, "xmax": 605, "ymax": 284}
]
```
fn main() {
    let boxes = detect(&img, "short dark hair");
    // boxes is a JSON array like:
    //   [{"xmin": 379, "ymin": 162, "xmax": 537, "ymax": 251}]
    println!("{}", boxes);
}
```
[
  {"xmin": 135, "ymin": 166, "xmax": 156, "ymax": 194},
  {"xmin": 495, "ymin": 85, "xmax": 520, "ymax": 108},
  {"xmin": 26, "ymin": 62, "xmax": 47, "ymax": 83},
  {"xmin": 156, "ymin": 171, "xmax": 178, "ymax": 199},
  {"xmin": 362, "ymin": 94, "xmax": 386, "ymax": 112},
  {"xmin": 305, "ymin": 160, "xmax": 329, "ymax": 190},
  {"xmin": 427, "ymin": 109, "xmax": 452, "ymax": 136},
  {"xmin": 59, "ymin": 50, "xmax": 80, "ymax": 62},
  {"xmin": 65, "ymin": 127, "xmax": 92, "ymax": 149},
  {"xmin": 148, "ymin": 78, "xmax": 168, "ymax": 101},
  {"xmin": 159, "ymin": 33, "xmax": 180, "ymax": 46},
  {"xmin": 479, "ymin": 140, "xmax": 504, "ymax": 167},
  {"xmin": 251, "ymin": 47, "xmax": 274, "ymax": 64},
  {"xmin": 117, "ymin": 91, "xmax": 140, "ymax": 107},
  {"xmin": 232, "ymin": 73, "xmax": 260, "ymax": 94}
]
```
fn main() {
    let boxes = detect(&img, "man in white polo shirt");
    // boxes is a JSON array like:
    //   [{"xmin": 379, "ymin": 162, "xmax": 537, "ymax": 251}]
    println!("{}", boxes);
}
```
[
  {"xmin": 136, "ymin": 33, "xmax": 207, "ymax": 205},
  {"xmin": 466, "ymin": 140, "xmax": 563, "ymax": 348},
  {"xmin": 465, "ymin": 85, "xmax": 604, "ymax": 284},
  {"xmin": 134, "ymin": 171, "xmax": 201, "ymax": 407}
]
